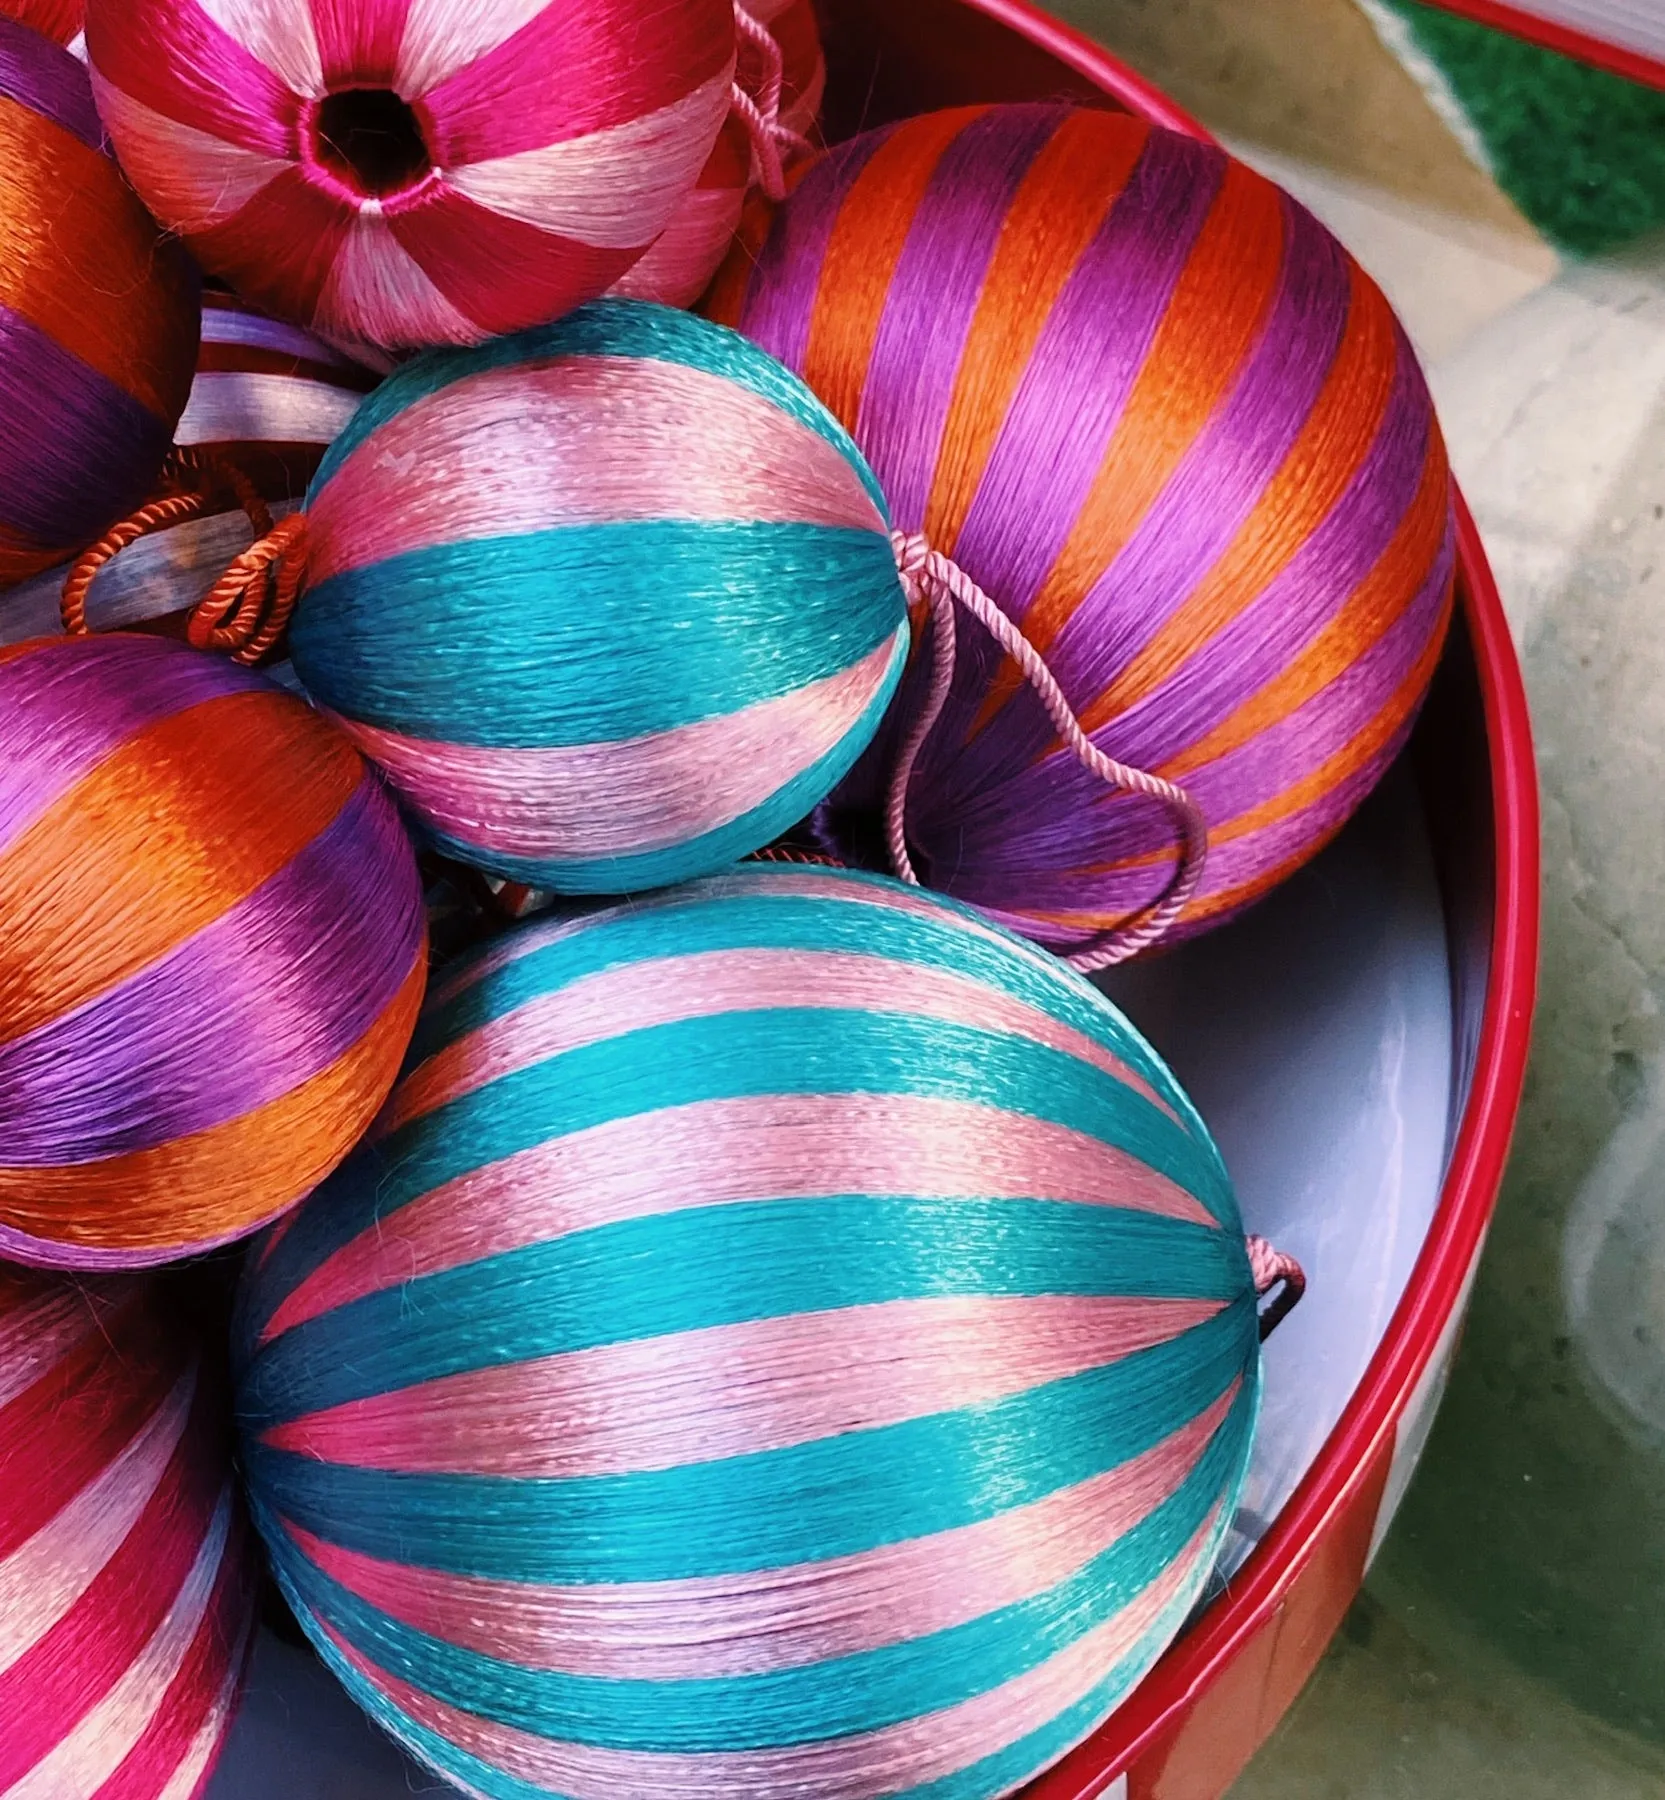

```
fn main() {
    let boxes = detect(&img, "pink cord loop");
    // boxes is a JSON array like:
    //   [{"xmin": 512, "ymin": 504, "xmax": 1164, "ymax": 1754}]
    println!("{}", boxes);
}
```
[
  {"xmin": 886, "ymin": 530, "xmax": 1209, "ymax": 971},
  {"xmin": 732, "ymin": 1, "xmax": 811, "ymax": 202},
  {"xmin": 1246, "ymin": 1235, "xmax": 1307, "ymax": 1341}
]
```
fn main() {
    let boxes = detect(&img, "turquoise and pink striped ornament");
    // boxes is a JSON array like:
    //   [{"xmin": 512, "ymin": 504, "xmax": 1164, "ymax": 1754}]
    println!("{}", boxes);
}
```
[
  {"xmin": 235, "ymin": 864, "xmax": 1262, "ymax": 1800},
  {"xmin": 282, "ymin": 301, "xmax": 909, "ymax": 893}
]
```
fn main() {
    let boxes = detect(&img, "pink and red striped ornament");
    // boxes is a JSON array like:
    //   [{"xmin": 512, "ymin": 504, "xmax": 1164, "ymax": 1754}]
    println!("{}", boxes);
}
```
[
  {"xmin": 84, "ymin": 0, "xmax": 738, "ymax": 354},
  {"xmin": 0, "ymin": 1263, "xmax": 256, "ymax": 1799}
]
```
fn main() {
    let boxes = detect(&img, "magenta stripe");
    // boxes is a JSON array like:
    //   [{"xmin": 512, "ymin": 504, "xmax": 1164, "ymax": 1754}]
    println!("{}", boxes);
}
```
[
  {"xmin": 264, "ymin": 1091, "xmax": 1215, "ymax": 1344},
  {"xmin": 736, "ymin": 124, "xmax": 898, "ymax": 376},
  {"xmin": 856, "ymin": 105, "xmax": 1066, "ymax": 533},
  {"xmin": 308, "ymin": 0, "xmax": 411, "ymax": 86},
  {"xmin": 86, "ymin": 0, "xmax": 300, "ymax": 158},
  {"xmin": 0, "ymin": 17, "xmax": 104, "ymax": 149},
  {"xmin": 306, "ymin": 355, "xmax": 885, "ymax": 583},
  {"xmin": 265, "ymin": 1293, "xmax": 1222, "ymax": 1476},
  {"xmin": 0, "ymin": 303, "xmax": 174, "ymax": 545},
  {"xmin": 387, "ymin": 945, "xmax": 1173, "ymax": 1132},
  {"xmin": 286, "ymin": 1386, "xmax": 1237, "ymax": 1678},
  {"xmin": 0, "ymin": 777, "xmax": 421, "ymax": 1164},
  {"xmin": 0, "ymin": 642, "xmax": 270, "ymax": 862},
  {"xmin": 321, "ymin": 1515, "xmax": 1216, "ymax": 1800}
]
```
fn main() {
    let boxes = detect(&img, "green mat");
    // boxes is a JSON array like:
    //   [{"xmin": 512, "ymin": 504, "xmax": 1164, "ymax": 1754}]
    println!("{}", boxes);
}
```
[{"xmin": 1381, "ymin": 1, "xmax": 1665, "ymax": 254}]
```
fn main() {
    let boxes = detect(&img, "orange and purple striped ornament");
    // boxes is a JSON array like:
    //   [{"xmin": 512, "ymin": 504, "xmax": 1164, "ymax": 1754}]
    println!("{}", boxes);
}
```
[
  {"xmin": 0, "ymin": 632, "xmax": 428, "ymax": 1270},
  {"xmin": 0, "ymin": 17, "xmax": 199, "ymax": 589},
  {"xmin": 234, "ymin": 863, "xmax": 1262, "ymax": 1800},
  {"xmin": 83, "ymin": 0, "xmax": 738, "ymax": 355},
  {"xmin": 0, "ymin": 1262, "xmax": 257, "ymax": 1798},
  {"xmin": 706, "ymin": 104, "xmax": 1458, "ymax": 958}
]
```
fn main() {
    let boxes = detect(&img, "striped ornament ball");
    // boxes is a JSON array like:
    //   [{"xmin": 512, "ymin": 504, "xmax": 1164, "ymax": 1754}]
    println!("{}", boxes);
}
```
[
  {"xmin": 0, "ymin": 18, "xmax": 199, "ymax": 588},
  {"xmin": 282, "ymin": 301, "xmax": 909, "ymax": 892},
  {"xmin": 235, "ymin": 864, "xmax": 1261, "ymax": 1800},
  {"xmin": 0, "ymin": 291, "xmax": 377, "ymax": 652},
  {"xmin": 0, "ymin": 633, "xmax": 427, "ymax": 1269},
  {"xmin": 0, "ymin": 1264, "xmax": 256, "ymax": 1798},
  {"xmin": 83, "ymin": 0, "xmax": 737, "ymax": 354},
  {"xmin": 707, "ymin": 103, "xmax": 1457, "ymax": 956}
]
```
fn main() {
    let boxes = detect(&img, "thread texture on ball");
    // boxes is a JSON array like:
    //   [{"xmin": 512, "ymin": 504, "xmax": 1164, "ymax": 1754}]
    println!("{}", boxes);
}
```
[
  {"xmin": 0, "ymin": 632, "xmax": 428, "ymax": 1268},
  {"xmin": 0, "ymin": 1263, "xmax": 257, "ymax": 1798},
  {"xmin": 84, "ymin": 0, "xmax": 737, "ymax": 353},
  {"xmin": 706, "ymin": 103, "xmax": 1457, "ymax": 954},
  {"xmin": 285, "ymin": 300, "xmax": 910, "ymax": 892},
  {"xmin": 236, "ymin": 863, "xmax": 1261, "ymax": 1800},
  {"xmin": 0, "ymin": 17, "xmax": 199, "ymax": 587}
]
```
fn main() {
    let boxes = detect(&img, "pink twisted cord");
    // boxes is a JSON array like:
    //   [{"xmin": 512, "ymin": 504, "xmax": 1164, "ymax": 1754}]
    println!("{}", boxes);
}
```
[
  {"xmin": 1246, "ymin": 1235, "xmax": 1307, "ymax": 1340},
  {"xmin": 732, "ymin": 1, "xmax": 811, "ymax": 202},
  {"xmin": 887, "ymin": 531, "xmax": 1209, "ymax": 971}
]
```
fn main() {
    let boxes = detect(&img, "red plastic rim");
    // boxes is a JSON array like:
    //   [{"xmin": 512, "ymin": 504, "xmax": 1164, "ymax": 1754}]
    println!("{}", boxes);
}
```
[{"xmin": 1410, "ymin": 0, "xmax": 1665, "ymax": 92}]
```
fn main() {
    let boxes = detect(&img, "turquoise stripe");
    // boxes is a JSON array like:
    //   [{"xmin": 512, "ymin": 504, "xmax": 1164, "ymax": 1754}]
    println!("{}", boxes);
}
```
[
  {"xmin": 412, "ymin": 881, "xmax": 1191, "ymax": 1120},
  {"xmin": 290, "ymin": 521, "xmax": 903, "ymax": 746},
  {"xmin": 240, "ymin": 1001, "xmax": 1233, "ymax": 1354},
  {"xmin": 270, "ymin": 1381, "xmax": 1250, "ymax": 1752},
  {"xmin": 418, "ymin": 628, "xmax": 908, "ymax": 892},
  {"xmin": 268, "ymin": 1501, "xmax": 1217, "ymax": 1800},
  {"xmin": 248, "ymin": 1297, "xmax": 1254, "ymax": 1583},
  {"xmin": 241, "ymin": 1195, "xmax": 1248, "ymax": 1424},
  {"xmin": 312, "ymin": 301, "xmax": 889, "ymax": 519}
]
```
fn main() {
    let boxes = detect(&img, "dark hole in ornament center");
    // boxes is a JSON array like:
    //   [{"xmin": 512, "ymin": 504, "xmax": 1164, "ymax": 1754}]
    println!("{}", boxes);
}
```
[{"xmin": 313, "ymin": 88, "xmax": 430, "ymax": 198}]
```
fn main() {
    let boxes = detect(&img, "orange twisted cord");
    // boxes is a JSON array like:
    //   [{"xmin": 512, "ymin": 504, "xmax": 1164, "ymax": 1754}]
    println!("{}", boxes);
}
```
[
  {"xmin": 60, "ymin": 446, "xmax": 277, "ymax": 641},
  {"xmin": 187, "ymin": 512, "xmax": 309, "ymax": 665}
]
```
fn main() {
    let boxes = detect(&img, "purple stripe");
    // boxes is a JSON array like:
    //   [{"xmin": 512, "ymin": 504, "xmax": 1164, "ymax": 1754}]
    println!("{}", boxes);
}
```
[
  {"xmin": 0, "ymin": 304, "xmax": 173, "ymax": 546},
  {"xmin": 0, "ymin": 776, "xmax": 422, "ymax": 1165},
  {"xmin": 855, "ymin": 105, "xmax": 1064, "ymax": 532},
  {"xmin": 0, "ymin": 18, "xmax": 105, "ymax": 151},
  {"xmin": 0, "ymin": 639, "xmax": 271, "ymax": 860},
  {"xmin": 949, "ymin": 129, "xmax": 1225, "ymax": 613},
  {"xmin": 736, "ymin": 124, "xmax": 898, "ymax": 377}
]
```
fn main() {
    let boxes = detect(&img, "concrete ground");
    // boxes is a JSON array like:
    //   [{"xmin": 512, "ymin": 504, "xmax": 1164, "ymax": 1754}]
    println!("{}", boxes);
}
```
[{"xmin": 1052, "ymin": 1, "xmax": 1665, "ymax": 1792}]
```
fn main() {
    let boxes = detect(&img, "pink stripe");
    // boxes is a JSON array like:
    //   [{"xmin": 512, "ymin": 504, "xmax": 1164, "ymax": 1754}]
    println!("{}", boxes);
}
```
[
  {"xmin": 262, "ymin": 1092, "xmax": 1213, "ymax": 1346},
  {"xmin": 608, "ymin": 180, "xmax": 747, "ymax": 306},
  {"xmin": 388, "ymin": 945, "xmax": 1171, "ymax": 1134},
  {"xmin": 325, "ymin": 637, "xmax": 899, "ymax": 861},
  {"xmin": 311, "ymin": 210, "xmax": 480, "ymax": 351},
  {"xmin": 264, "ymin": 1293, "xmax": 1223, "ymax": 1475},
  {"xmin": 308, "ymin": 354, "xmax": 885, "ymax": 583},
  {"xmin": 307, "ymin": 0, "xmax": 410, "ymax": 85},
  {"xmin": 416, "ymin": 0, "xmax": 734, "ymax": 166},
  {"xmin": 286, "ymin": 1387, "xmax": 1236, "ymax": 1678},
  {"xmin": 0, "ymin": 1277, "xmax": 120, "ymax": 1410},
  {"xmin": 321, "ymin": 1514, "xmax": 1216, "ymax": 1800}
]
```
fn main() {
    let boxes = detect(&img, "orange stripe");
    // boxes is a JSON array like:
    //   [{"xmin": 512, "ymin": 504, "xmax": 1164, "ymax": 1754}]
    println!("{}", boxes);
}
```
[
  {"xmin": 0, "ymin": 96, "xmax": 197, "ymax": 424},
  {"xmin": 1079, "ymin": 259, "xmax": 1402, "ymax": 737},
  {"xmin": 800, "ymin": 106, "xmax": 987, "ymax": 434},
  {"xmin": 0, "ymin": 689, "xmax": 364, "ymax": 1045},
  {"xmin": 927, "ymin": 109, "xmax": 1146, "ymax": 556},
  {"xmin": 967, "ymin": 153, "xmax": 1286, "ymax": 736},
  {"xmin": 0, "ymin": 527, "xmax": 61, "ymax": 588},
  {"xmin": 1165, "ymin": 447, "xmax": 1453, "ymax": 781},
  {"xmin": 0, "ymin": 955, "xmax": 426, "ymax": 1253}
]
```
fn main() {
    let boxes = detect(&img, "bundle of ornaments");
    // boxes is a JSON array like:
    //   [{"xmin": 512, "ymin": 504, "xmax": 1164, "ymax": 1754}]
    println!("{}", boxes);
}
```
[{"xmin": 0, "ymin": 1, "xmax": 1453, "ymax": 1796}]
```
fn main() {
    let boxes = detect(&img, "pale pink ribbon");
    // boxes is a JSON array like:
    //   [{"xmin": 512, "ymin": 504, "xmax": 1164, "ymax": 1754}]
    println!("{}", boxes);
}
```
[{"xmin": 886, "ymin": 531, "xmax": 1209, "ymax": 972}]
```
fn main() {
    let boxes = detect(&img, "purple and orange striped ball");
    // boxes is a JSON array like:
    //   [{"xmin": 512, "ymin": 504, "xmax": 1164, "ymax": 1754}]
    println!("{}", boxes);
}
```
[
  {"xmin": 0, "ymin": 1263, "xmax": 257, "ymax": 1799},
  {"xmin": 84, "ymin": 0, "xmax": 737, "ymax": 356},
  {"xmin": 0, "ymin": 633, "xmax": 428, "ymax": 1270},
  {"xmin": 707, "ymin": 103, "xmax": 1457, "ymax": 957},
  {"xmin": 234, "ymin": 864, "xmax": 1260, "ymax": 1800},
  {"xmin": 0, "ymin": 17, "xmax": 199, "ymax": 589}
]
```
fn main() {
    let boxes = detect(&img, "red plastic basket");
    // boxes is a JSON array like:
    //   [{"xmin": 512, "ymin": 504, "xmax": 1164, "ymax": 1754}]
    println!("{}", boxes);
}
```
[{"xmin": 810, "ymin": 5, "xmax": 1542, "ymax": 1796}]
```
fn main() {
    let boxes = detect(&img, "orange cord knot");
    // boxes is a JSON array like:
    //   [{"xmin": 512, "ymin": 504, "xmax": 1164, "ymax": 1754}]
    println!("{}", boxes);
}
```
[
  {"xmin": 187, "ymin": 512, "xmax": 308, "ymax": 665},
  {"xmin": 60, "ymin": 446, "xmax": 306, "ymax": 666}
]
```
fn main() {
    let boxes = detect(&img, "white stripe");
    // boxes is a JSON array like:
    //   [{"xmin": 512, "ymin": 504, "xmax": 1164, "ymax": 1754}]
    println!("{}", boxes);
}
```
[
  {"xmin": 394, "ymin": 0, "xmax": 553, "ymax": 96},
  {"xmin": 1, "ymin": 1487, "xmax": 235, "ymax": 1800},
  {"xmin": 0, "ymin": 1285, "xmax": 108, "ymax": 1411},
  {"xmin": 193, "ymin": 0, "xmax": 324, "ymax": 99},
  {"xmin": 151, "ymin": 1612, "xmax": 253, "ymax": 1800},
  {"xmin": 176, "ymin": 371, "xmax": 365, "ymax": 450},
  {"xmin": 444, "ymin": 70, "xmax": 733, "ymax": 248},
  {"xmin": 312, "ymin": 210, "xmax": 483, "ymax": 351},
  {"xmin": 0, "ymin": 1367, "xmax": 197, "ymax": 1677}
]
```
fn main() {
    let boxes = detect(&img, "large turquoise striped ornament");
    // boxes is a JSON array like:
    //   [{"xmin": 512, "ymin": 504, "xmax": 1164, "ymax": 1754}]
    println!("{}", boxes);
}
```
[
  {"xmin": 235, "ymin": 865, "xmax": 1261, "ymax": 1800},
  {"xmin": 285, "ymin": 301, "xmax": 910, "ymax": 893}
]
